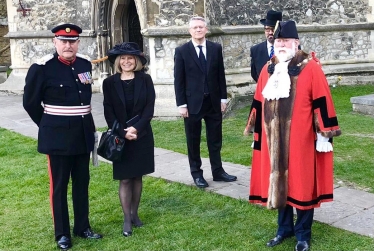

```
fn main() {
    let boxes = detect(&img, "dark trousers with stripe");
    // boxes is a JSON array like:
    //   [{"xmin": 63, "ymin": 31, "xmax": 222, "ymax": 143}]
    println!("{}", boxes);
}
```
[
  {"xmin": 48, "ymin": 154, "xmax": 91, "ymax": 240},
  {"xmin": 276, "ymin": 204, "xmax": 314, "ymax": 242},
  {"xmin": 184, "ymin": 96, "xmax": 224, "ymax": 178}
]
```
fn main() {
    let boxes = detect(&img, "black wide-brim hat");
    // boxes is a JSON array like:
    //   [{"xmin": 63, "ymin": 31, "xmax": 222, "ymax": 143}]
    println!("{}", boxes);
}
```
[
  {"xmin": 274, "ymin": 20, "xmax": 299, "ymax": 39},
  {"xmin": 260, "ymin": 10, "xmax": 282, "ymax": 27},
  {"xmin": 107, "ymin": 42, "xmax": 147, "ymax": 65}
]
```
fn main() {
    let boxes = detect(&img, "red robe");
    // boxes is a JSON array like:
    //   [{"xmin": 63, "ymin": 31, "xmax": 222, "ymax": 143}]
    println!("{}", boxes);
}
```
[{"xmin": 245, "ymin": 51, "xmax": 341, "ymax": 210}]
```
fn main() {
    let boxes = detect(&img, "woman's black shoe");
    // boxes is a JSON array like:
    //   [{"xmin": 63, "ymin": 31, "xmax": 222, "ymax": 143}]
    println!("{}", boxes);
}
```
[{"xmin": 131, "ymin": 219, "xmax": 144, "ymax": 228}]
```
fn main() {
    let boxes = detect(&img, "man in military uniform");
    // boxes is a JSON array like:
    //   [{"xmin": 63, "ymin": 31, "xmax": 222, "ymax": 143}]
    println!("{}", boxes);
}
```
[{"xmin": 23, "ymin": 23, "xmax": 102, "ymax": 250}]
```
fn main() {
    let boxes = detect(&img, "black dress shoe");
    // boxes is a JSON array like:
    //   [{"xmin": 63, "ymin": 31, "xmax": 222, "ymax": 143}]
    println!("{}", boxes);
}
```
[
  {"xmin": 56, "ymin": 236, "xmax": 72, "ymax": 250},
  {"xmin": 123, "ymin": 231, "xmax": 132, "ymax": 237},
  {"xmin": 266, "ymin": 235, "xmax": 285, "ymax": 247},
  {"xmin": 194, "ymin": 177, "xmax": 209, "ymax": 188},
  {"xmin": 75, "ymin": 228, "xmax": 103, "ymax": 239},
  {"xmin": 213, "ymin": 172, "xmax": 237, "ymax": 182},
  {"xmin": 295, "ymin": 241, "xmax": 310, "ymax": 251}
]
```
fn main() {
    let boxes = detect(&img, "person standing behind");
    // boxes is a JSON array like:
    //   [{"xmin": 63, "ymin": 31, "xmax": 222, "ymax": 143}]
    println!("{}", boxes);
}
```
[
  {"xmin": 103, "ymin": 42, "xmax": 155, "ymax": 237},
  {"xmin": 174, "ymin": 16, "xmax": 237, "ymax": 188},
  {"xmin": 244, "ymin": 21, "xmax": 341, "ymax": 251},
  {"xmin": 250, "ymin": 10, "xmax": 282, "ymax": 82},
  {"xmin": 23, "ymin": 23, "xmax": 102, "ymax": 250}
]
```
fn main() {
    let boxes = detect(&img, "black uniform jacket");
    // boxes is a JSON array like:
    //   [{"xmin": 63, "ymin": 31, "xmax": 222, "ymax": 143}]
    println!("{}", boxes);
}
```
[
  {"xmin": 102, "ymin": 71, "xmax": 155, "ymax": 140},
  {"xmin": 174, "ymin": 40, "xmax": 227, "ymax": 114},
  {"xmin": 23, "ymin": 53, "xmax": 95, "ymax": 155},
  {"xmin": 250, "ymin": 41, "xmax": 269, "ymax": 83}
]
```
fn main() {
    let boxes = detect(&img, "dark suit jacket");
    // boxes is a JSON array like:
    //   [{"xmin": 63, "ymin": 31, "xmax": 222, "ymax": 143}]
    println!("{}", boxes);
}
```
[
  {"xmin": 250, "ymin": 41, "xmax": 270, "ymax": 83},
  {"xmin": 174, "ymin": 40, "xmax": 227, "ymax": 114},
  {"xmin": 102, "ymin": 71, "xmax": 155, "ymax": 140}
]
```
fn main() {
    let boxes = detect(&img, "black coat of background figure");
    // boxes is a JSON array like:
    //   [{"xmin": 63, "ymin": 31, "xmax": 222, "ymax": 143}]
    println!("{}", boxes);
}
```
[
  {"xmin": 102, "ymin": 71, "xmax": 155, "ymax": 179},
  {"xmin": 250, "ymin": 41, "xmax": 269, "ymax": 83},
  {"xmin": 250, "ymin": 41, "xmax": 302, "ymax": 83},
  {"xmin": 174, "ymin": 40, "xmax": 227, "ymax": 178}
]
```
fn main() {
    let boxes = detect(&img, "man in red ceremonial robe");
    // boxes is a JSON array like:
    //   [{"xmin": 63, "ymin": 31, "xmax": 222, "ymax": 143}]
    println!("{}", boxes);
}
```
[{"xmin": 244, "ymin": 20, "xmax": 341, "ymax": 251}]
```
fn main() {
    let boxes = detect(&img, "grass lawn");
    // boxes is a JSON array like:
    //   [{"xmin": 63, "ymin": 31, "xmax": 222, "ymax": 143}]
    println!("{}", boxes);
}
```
[{"xmin": 1, "ymin": 84, "xmax": 373, "ymax": 250}]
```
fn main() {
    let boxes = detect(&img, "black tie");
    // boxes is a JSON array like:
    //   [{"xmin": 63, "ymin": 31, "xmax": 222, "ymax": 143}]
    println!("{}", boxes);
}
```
[{"xmin": 197, "ymin": 45, "xmax": 209, "ymax": 94}]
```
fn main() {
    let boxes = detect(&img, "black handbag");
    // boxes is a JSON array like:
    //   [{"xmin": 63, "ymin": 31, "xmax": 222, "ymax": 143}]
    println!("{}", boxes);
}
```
[{"xmin": 97, "ymin": 120, "xmax": 125, "ymax": 162}]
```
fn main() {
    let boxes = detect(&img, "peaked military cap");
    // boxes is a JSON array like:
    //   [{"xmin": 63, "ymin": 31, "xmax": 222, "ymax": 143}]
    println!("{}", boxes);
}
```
[{"xmin": 51, "ymin": 23, "xmax": 82, "ymax": 41}]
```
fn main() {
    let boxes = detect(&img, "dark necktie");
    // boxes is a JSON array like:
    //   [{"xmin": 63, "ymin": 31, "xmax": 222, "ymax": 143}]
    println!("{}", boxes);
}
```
[
  {"xmin": 197, "ymin": 45, "xmax": 209, "ymax": 94},
  {"xmin": 269, "ymin": 45, "xmax": 274, "ymax": 58}
]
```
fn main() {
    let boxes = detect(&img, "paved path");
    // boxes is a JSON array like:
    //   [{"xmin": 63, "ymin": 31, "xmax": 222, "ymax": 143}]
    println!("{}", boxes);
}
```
[{"xmin": 0, "ymin": 92, "xmax": 373, "ymax": 238}]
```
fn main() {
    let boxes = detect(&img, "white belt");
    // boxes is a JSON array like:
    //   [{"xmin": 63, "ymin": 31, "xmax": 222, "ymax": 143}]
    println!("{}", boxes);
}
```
[{"xmin": 44, "ymin": 104, "xmax": 91, "ymax": 116}]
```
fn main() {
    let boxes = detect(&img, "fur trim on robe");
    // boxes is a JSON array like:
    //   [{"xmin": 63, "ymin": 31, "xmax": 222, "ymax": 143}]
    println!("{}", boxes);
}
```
[{"xmin": 264, "ymin": 51, "xmax": 309, "ymax": 209}]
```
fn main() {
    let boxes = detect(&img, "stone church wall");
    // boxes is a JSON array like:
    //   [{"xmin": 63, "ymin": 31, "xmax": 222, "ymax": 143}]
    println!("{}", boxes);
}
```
[
  {"xmin": 7, "ymin": 0, "xmax": 97, "ymax": 63},
  {"xmin": 147, "ymin": 0, "xmax": 374, "ymax": 82},
  {"xmin": 2, "ymin": 0, "xmax": 374, "ymax": 117},
  {"xmin": 206, "ymin": 0, "xmax": 369, "ymax": 25},
  {"xmin": 3, "ymin": 0, "xmax": 99, "ymax": 91},
  {"xmin": 0, "ymin": 0, "xmax": 10, "ymax": 66},
  {"xmin": 6, "ymin": 0, "xmax": 374, "ymax": 82},
  {"xmin": 142, "ymin": 0, "xmax": 374, "ymax": 116}
]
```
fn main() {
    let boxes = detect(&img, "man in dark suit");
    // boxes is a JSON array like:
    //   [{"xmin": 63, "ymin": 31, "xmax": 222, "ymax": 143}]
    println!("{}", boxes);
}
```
[
  {"xmin": 250, "ymin": 10, "xmax": 282, "ymax": 82},
  {"xmin": 23, "ymin": 23, "xmax": 102, "ymax": 250},
  {"xmin": 174, "ymin": 16, "xmax": 237, "ymax": 188}
]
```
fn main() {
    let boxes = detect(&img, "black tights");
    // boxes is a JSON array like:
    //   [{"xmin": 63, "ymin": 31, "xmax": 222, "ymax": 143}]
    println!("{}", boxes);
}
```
[{"xmin": 119, "ymin": 176, "xmax": 143, "ymax": 232}]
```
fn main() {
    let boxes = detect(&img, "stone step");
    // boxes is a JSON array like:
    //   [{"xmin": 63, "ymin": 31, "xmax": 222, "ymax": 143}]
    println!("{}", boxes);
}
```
[{"xmin": 350, "ymin": 94, "xmax": 374, "ymax": 116}]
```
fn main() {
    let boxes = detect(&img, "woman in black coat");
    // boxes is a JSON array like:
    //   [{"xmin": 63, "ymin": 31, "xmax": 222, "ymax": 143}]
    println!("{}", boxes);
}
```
[{"xmin": 103, "ymin": 42, "xmax": 155, "ymax": 237}]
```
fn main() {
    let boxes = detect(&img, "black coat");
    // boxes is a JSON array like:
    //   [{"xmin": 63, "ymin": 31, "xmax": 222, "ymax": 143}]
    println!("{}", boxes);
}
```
[
  {"xmin": 174, "ymin": 40, "xmax": 227, "ymax": 114},
  {"xmin": 102, "ymin": 71, "xmax": 156, "ymax": 179},
  {"xmin": 23, "ymin": 53, "xmax": 95, "ymax": 155},
  {"xmin": 250, "ymin": 41, "xmax": 269, "ymax": 83},
  {"xmin": 102, "ymin": 71, "xmax": 155, "ymax": 141}
]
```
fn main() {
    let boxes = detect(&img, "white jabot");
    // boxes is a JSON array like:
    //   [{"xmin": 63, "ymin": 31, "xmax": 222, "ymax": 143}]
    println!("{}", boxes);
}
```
[{"xmin": 262, "ymin": 61, "xmax": 291, "ymax": 100}]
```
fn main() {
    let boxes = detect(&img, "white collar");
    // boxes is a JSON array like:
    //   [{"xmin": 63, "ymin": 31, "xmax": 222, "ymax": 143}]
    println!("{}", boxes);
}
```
[
  {"xmin": 267, "ymin": 41, "xmax": 274, "ymax": 49},
  {"xmin": 192, "ymin": 40, "xmax": 207, "ymax": 48}
]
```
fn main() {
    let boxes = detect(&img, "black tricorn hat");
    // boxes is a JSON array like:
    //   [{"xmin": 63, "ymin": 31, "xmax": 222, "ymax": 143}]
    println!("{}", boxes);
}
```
[
  {"xmin": 274, "ymin": 20, "xmax": 299, "ymax": 39},
  {"xmin": 107, "ymin": 42, "xmax": 147, "ymax": 65},
  {"xmin": 260, "ymin": 10, "xmax": 282, "ymax": 27}
]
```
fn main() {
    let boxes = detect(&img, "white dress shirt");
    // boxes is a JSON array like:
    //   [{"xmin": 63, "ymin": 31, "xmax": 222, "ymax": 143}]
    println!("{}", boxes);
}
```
[{"xmin": 192, "ymin": 40, "xmax": 207, "ymax": 59}]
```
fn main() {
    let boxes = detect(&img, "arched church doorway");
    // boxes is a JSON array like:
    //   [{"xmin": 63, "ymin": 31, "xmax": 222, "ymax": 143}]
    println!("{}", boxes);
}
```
[
  {"xmin": 126, "ymin": 0, "xmax": 143, "ymax": 49},
  {"xmin": 111, "ymin": 0, "xmax": 142, "ymax": 50},
  {"xmin": 95, "ymin": 0, "xmax": 144, "ymax": 78}
]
